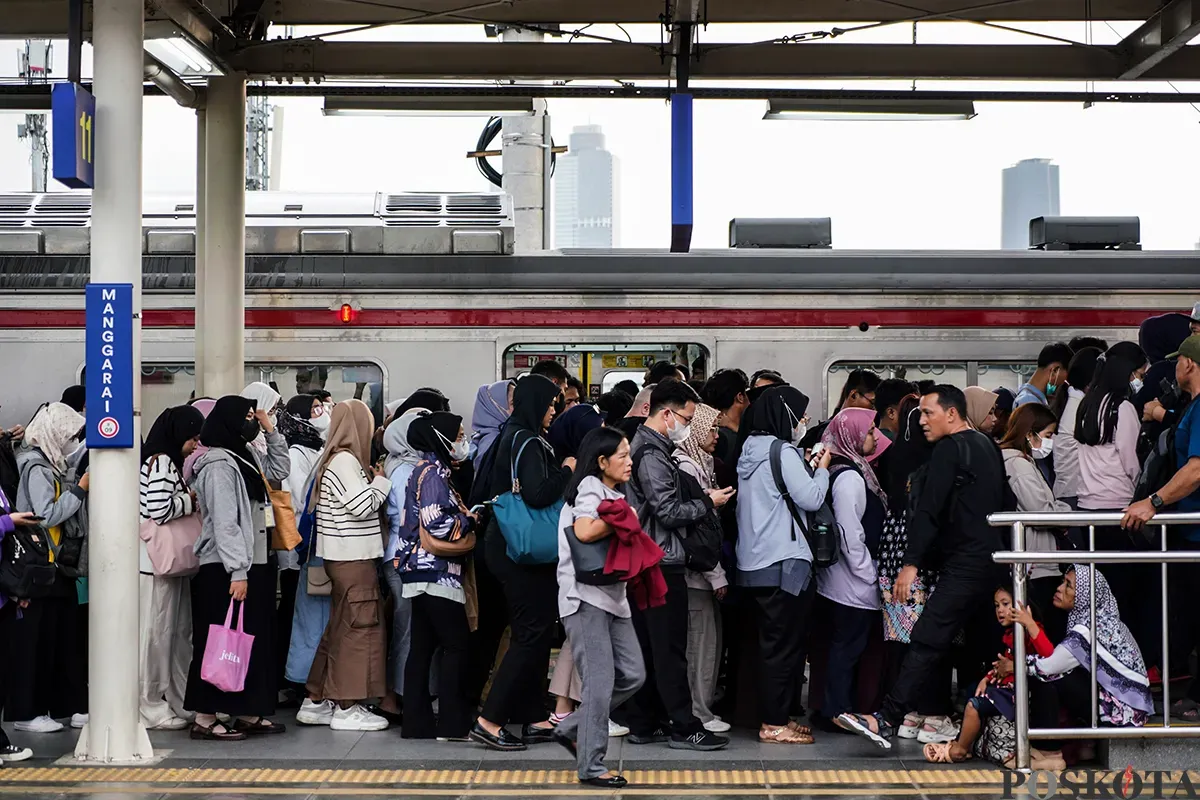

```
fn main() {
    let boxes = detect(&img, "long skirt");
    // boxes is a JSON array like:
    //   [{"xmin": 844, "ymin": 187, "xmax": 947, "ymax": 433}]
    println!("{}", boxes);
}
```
[
  {"xmin": 184, "ymin": 561, "xmax": 277, "ymax": 718},
  {"xmin": 4, "ymin": 581, "xmax": 87, "ymax": 721}
]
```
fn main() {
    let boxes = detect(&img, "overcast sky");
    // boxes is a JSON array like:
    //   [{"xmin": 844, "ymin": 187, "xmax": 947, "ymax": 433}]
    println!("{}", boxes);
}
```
[{"xmin": 2, "ymin": 20, "xmax": 1199, "ymax": 249}]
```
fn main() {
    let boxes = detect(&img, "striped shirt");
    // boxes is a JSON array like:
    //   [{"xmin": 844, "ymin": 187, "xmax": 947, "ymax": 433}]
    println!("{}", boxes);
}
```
[
  {"xmin": 315, "ymin": 450, "xmax": 391, "ymax": 562},
  {"xmin": 139, "ymin": 453, "xmax": 193, "ymax": 574}
]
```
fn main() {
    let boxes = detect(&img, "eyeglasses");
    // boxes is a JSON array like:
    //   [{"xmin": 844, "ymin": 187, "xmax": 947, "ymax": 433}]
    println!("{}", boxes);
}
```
[{"xmin": 671, "ymin": 408, "xmax": 694, "ymax": 425}]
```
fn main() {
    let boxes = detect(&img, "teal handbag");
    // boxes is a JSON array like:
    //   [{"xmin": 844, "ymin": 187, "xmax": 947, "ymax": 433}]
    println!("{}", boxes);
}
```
[{"xmin": 492, "ymin": 434, "xmax": 563, "ymax": 565}]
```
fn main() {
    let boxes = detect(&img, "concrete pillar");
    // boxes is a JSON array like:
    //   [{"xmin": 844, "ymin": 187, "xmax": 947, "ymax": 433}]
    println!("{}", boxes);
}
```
[
  {"xmin": 76, "ymin": 0, "xmax": 153, "ymax": 762},
  {"xmin": 500, "ymin": 27, "xmax": 547, "ymax": 253},
  {"xmin": 194, "ymin": 108, "xmax": 206, "ymax": 394},
  {"xmin": 200, "ymin": 75, "xmax": 246, "ymax": 396}
]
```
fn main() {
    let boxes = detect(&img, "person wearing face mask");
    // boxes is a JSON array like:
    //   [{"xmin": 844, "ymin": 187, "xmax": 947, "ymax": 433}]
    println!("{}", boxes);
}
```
[
  {"xmin": 619, "ymin": 380, "xmax": 732, "ymax": 751},
  {"xmin": 304, "ymin": 400, "xmax": 392, "ymax": 733},
  {"xmin": 1014, "ymin": 342, "xmax": 1074, "ymax": 409},
  {"xmin": 734, "ymin": 385, "xmax": 827, "ymax": 744},
  {"xmin": 275, "ymin": 395, "xmax": 328, "ymax": 707},
  {"xmin": 1075, "ymin": 341, "xmax": 1160, "ymax": 677},
  {"xmin": 187, "ymin": 395, "xmax": 290, "ymax": 740},
  {"xmin": 241, "ymin": 382, "xmax": 282, "ymax": 457},
  {"xmin": 998, "ymin": 403, "xmax": 1070, "ymax": 643}
]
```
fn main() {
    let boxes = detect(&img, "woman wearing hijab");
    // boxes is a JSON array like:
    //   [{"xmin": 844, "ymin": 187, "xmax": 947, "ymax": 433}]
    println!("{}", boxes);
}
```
[
  {"xmin": 275, "ymin": 394, "xmax": 327, "ymax": 706},
  {"xmin": 964, "ymin": 387, "xmax": 999, "ymax": 435},
  {"xmin": 671, "ymin": 402, "xmax": 731, "ymax": 734},
  {"xmin": 808, "ymin": 408, "xmax": 886, "ymax": 731},
  {"xmin": 472, "ymin": 375, "xmax": 570, "ymax": 751},
  {"xmin": 182, "ymin": 398, "xmax": 217, "ymax": 483},
  {"xmin": 138, "ymin": 405, "xmax": 205, "ymax": 732},
  {"xmin": 548, "ymin": 403, "xmax": 604, "ymax": 464},
  {"xmin": 1022, "ymin": 566, "xmax": 1153, "ymax": 769},
  {"xmin": 186, "ymin": 395, "xmax": 290, "ymax": 741},
  {"xmin": 396, "ymin": 412, "xmax": 478, "ymax": 740},
  {"xmin": 376, "ymin": 409, "xmax": 430, "ymax": 721},
  {"xmin": 241, "ymin": 382, "xmax": 282, "ymax": 457},
  {"xmin": 471, "ymin": 380, "xmax": 513, "ymax": 465},
  {"xmin": 735, "ymin": 385, "xmax": 828, "ymax": 745},
  {"xmin": 303, "ymin": 399, "xmax": 392, "ymax": 732},
  {"xmin": 9, "ymin": 402, "xmax": 89, "ymax": 734}
]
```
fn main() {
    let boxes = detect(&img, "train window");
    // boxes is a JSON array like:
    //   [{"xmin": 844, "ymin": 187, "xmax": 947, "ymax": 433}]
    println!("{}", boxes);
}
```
[
  {"xmin": 976, "ymin": 362, "xmax": 1037, "ymax": 394},
  {"xmin": 139, "ymin": 362, "xmax": 385, "ymax": 429},
  {"xmin": 504, "ymin": 343, "xmax": 709, "ymax": 401},
  {"xmin": 826, "ymin": 362, "xmax": 968, "ymax": 418}
]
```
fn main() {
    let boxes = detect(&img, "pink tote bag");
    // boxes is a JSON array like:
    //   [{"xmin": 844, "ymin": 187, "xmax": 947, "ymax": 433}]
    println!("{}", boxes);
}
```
[
  {"xmin": 200, "ymin": 599, "xmax": 254, "ymax": 693},
  {"xmin": 139, "ymin": 515, "xmax": 201, "ymax": 577}
]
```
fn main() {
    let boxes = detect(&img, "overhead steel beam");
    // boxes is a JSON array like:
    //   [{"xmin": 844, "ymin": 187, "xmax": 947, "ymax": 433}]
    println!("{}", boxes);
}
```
[
  {"xmin": 1118, "ymin": 0, "xmax": 1200, "ymax": 79},
  {"xmin": 251, "ymin": 0, "xmax": 1162, "ymax": 25},
  {"xmin": 226, "ymin": 41, "xmax": 1200, "ymax": 81},
  {"xmin": 668, "ymin": 0, "xmax": 702, "ymax": 82}
]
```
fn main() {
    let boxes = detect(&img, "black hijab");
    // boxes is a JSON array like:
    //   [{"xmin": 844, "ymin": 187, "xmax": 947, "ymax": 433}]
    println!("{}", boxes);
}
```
[
  {"xmin": 408, "ymin": 412, "xmax": 463, "ymax": 469},
  {"xmin": 199, "ymin": 395, "xmax": 266, "ymax": 502},
  {"xmin": 396, "ymin": 388, "xmax": 450, "ymax": 420},
  {"xmin": 143, "ymin": 405, "xmax": 205, "ymax": 471},
  {"xmin": 743, "ymin": 385, "xmax": 810, "ymax": 442},
  {"xmin": 488, "ymin": 375, "xmax": 561, "ymax": 498},
  {"xmin": 60, "ymin": 384, "xmax": 86, "ymax": 413},
  {"xmin": 280, "ymin": 394, "xmax": 324, "ymax": 451},
  {"xmin": 881, "ymin": 401, "xmax": 933, "ymax": 509}
]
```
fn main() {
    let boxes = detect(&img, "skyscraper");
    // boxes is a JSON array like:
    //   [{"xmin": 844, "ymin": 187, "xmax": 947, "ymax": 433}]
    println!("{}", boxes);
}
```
[
  {"xmin": 554, "ymin": 124, "xmax": 618, "ymax": 248},
  {"xmin": 1001, "ymin": 158, "xmax": 1060, "ymax": 250}
]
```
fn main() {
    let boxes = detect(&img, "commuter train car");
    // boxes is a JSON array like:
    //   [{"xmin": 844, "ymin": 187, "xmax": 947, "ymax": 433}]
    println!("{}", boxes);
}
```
[{"xmin": 1, "ymin": 190, "xmax": 1198, "ymax": 431}]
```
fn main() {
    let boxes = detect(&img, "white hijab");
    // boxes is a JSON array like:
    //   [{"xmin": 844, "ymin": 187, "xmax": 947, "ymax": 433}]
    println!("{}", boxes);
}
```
[
  {"xmin": 24, "ymin": 402, "xmax": 86, "ymax": 475},
  {"xmin": 241, "ymin": 382, "xmax": 281, "ymax": 456}
]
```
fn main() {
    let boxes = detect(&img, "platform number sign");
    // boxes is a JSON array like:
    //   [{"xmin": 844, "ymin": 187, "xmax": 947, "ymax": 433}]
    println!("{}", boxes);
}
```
[
  {"xmin": 52, "ymin": 82, "xmax": 95, "ymax": 189},
  {"xmin": 85, "ymin": 283, "xmax": 134, "ymax": 449}
]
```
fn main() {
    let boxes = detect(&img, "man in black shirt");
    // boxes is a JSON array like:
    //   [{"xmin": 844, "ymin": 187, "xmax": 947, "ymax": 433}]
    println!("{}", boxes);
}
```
[{"xmin": 837, "ymin": 384, "xmax": 1006, "ymax": 750}]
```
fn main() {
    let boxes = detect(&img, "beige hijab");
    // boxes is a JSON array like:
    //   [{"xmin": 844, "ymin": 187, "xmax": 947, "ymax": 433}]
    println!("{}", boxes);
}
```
[
  {"xmin": 308, "ymin": 398, "xmax": 374, "ymax": 507},
  {"xmin": 964, "ymin": 386, "xmax": 999, "ymax": 432}
]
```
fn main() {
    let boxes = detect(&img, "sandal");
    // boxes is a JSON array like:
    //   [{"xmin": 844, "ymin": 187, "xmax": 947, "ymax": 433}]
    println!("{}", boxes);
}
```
[
  {"xmin": 924, "ymin": 742, "xmax": 970, "ymax": 763},
  {"xmin": 190, "ymin": 720, "xmax": 246, "ymax": 741},
  {"xmin": 787, "ymin": 720, "xmax": 812, "ymax": 736},
  {"xmin": 759, "ymin": 725, "xmax": 814, "ymax": 745}
]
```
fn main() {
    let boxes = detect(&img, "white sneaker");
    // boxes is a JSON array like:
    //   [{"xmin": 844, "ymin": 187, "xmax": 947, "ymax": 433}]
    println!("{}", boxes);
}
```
[
  {"xmin": 916, "ymin": 716, "xmax": 959, "ymax": 744},
  {"xmin": 703, "ymin": 717, "xmax": 731, "ymax": 733},
  {"xmin": 70, "ymin": 714, "xmax": 88, "ymax": 729},
  {"xmin": 897, "ymin": 712, "xmax": 925, "ymax": 740},
  {"xmin": 13, "ymin": 716, "xmax": 63, "ymax": 734},
  {"xmin": 608, "ymin": 718, "xmax": 630, "ymax": 737},
  {"xmin": 330, "ymin": 704, "xmax": 389, "ymax": 732},
  {"xmin": 296, "ymin": 699, "xmax": 335, "ymax": 726},
  {"xmin": 0, "ymin": 745, "xmax": 33, "ymax": 763},
  {"xmin": 150, "ymin": 716, "xmax": 190, "ymax": 731}
]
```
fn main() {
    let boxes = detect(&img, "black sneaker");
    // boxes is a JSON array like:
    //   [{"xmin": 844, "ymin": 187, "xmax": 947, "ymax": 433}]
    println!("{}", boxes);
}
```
[
  {"xmin": 0, "ymin": 744, "xmax": 34, "ymax": 763},
  {"xmin": 669, "ymin": 729, "xmax": 730, "ymax": 751},
  {"xmin": 836, "ymin": 712, "xmax": 894, "ymax": 751},
  {"xmin": 626, "ymin": 727, "xmax": 670, "ymax": 745}
]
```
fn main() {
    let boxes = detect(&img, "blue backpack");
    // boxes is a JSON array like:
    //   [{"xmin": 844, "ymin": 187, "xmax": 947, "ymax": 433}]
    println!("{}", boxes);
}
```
[
  {"xmin": 492, "ymin": 433, "xmax": 563, "ymax": 565},
  {"xmin": 295, "ymin": 474, "xmax": 318, "ymax": 565}
]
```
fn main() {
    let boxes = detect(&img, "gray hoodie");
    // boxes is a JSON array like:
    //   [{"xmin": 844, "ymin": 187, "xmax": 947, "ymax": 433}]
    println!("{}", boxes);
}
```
[
  {"xmin": 734, "ymin": 435, "xmax": 828, "ymax": 573},
  {"xmin": 191, "ymin": 431, "xmax": 289, "ymax": 581}
]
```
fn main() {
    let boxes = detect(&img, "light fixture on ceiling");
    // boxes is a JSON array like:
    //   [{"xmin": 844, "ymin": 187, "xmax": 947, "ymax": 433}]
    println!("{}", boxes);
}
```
[
  {"xmin": 143, "ymin": 20, "xmax": 222, "ymax": 77},
  {"xmin": 763, "ymin": 97, "xmax": 976, "ymax": 121},
  {"xmin": 321, "ymin": 95, "xmax": 537, "ymax": 118}
]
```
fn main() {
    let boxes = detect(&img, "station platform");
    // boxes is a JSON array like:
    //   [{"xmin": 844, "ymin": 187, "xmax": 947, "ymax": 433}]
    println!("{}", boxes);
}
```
[{"xmin": 0, "ymin": 724, "xmax": 998, "ymax": 800}]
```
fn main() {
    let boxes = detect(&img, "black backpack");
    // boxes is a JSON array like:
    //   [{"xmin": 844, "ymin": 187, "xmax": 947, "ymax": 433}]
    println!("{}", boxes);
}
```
[
  {"xmin": 827, "ymin": 460, "xmax": 885, "ymax": 560},
  {"xmin": 0, "ymin": 524, "xmax": 56, "ymax": 599},
  {"xmin": 468, "ymin": 422, "xmax": 506, "ymax": 508},
  {"xmin": 0, "ymin": 434, "xmax": 17, "ymax": 504},
  {"xmin": 769, "ymin": 439, "xmax": 839, "ymax": 569},
  {"xmin": 630, "ymin": 444, "xmax": 723, "ymax": 573},
  {"xmin": 1134, "ymin": 423, "xmax": 1178, "ymax": 503}
]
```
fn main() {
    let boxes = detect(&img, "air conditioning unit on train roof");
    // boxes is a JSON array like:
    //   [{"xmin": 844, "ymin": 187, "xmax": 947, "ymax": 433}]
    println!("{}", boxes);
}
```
[
  {"xmin": 1028, "ymin": 216, "xmax": 1140, "ymax": 251},
  {"xmin": 728, "ymin": 218, "xmax": 832, "ymax": 249},
  {"xmin": 0, "ymin": 191, "xmax": 515, "ymax": 256}
]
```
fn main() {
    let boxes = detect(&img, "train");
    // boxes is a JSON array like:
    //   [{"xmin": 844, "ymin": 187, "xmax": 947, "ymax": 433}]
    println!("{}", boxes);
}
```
[{"xmin": 1, "ymin": 190, "xmax": 1198, "ymax": 431}]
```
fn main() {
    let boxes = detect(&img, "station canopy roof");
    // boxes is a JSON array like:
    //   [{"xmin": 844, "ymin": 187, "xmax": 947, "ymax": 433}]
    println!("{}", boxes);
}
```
[{"xmin": 2, "ymin": 0, "xmax": 1199, "ymax": 85}]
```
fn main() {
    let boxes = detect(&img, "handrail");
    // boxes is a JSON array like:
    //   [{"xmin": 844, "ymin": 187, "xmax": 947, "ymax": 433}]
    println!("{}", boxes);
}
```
[{"xmin": 988, "ymin": 511, "xmax": 1200, "ymax": 771}]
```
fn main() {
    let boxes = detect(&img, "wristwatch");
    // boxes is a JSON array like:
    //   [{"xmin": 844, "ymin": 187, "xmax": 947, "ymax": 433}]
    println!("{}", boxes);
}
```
[{"xmin": 1150, "ymin": 493, "xmax": 1165, "ymax": 510}]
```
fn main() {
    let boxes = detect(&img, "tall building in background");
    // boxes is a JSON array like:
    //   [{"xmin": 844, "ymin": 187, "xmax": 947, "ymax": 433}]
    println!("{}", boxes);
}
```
[
  {"xmin": 1001, "ymin": 158, "xmax": 1060, "ymax": 250},
  {"xmin": 554, "ymin": 124, "xmax": 618, "ymax": 248}
]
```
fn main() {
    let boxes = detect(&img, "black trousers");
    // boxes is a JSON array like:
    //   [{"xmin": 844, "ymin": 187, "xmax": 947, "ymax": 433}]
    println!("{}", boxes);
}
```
[
  {"xmin": 1090, "ymin": 519, "xmax": 1164, "ymax": 672},
  {"xmin": 883, "ymin": 641, "xmax": 952, "ymax": 717},
  {"xmin": 4, "ymin": 587, "xmax": 87, "ymax": 721},
  {"xmin": 820, "ymin": 599, "xmax": 875, "ymax": 720},
  {"xmin": 0, "ymin": 602, "xmax": 13, "ymax": 746},
  {"xmin": 620, "ymin": 566, "xmax": 700, "ymax": 736},
  {"xmin": 881, "ymin": 560, "xmax": 998, "ymax": 727},
  {"xmin": 403, "ymin": 593, "xmax": 471, "ymax": 739},
  {"xmin": 1175, "ymin": 539, "xmax": 1200, "ymax": 701},
  {"xmin": 750, "ymin": 581, "xmax": 815, "ymax": 727},
  {"xmin": 276, "ymin": 568, "xmax": 300, "ymax": 687},
  {"xmin": 464, "ymin": 529, "xmax": 510, "ymax": 708},
  {"xmin": 480, "ymin": 529, "xmax": 557, "ymax": 725}
]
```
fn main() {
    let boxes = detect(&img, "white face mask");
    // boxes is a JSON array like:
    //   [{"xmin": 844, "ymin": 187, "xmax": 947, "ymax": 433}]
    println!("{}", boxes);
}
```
[
  {"xmin": 1130, "ymin": 377, "xmax": 1144, "ymax": 395},
  {"xmin": 436, "ymin": 429, "xmax": 470, "ymax": 462},
  {"xmin": 311, "ymin": 411, "xmax": 331, "ymax": 437},
  {"xmin": 1031, "ymin": 434, "xmax": 1054, "ymax": 459},
  {"xmin": 667, "ymin": 412, "xmax": 692, "ymax": 445},
  {"xmin": 785, "ymin": 403, "xmax": 807, "ymax": 446}
]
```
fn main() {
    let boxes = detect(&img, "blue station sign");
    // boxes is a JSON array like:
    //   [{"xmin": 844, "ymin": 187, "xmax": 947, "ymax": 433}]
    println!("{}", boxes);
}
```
[
  {"xmin": 51, "ymin": 82, "xmax": 95, "ymax": 189},
  {"xmin": 85, "ymin": 283, "xmax": 134, "ymax": 449}
]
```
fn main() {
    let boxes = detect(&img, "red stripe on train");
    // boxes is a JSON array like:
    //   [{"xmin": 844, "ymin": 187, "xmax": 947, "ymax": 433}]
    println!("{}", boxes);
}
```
[{"xmin": 0, "ymin": 308, "xmax": 1170, "ymax": 328}]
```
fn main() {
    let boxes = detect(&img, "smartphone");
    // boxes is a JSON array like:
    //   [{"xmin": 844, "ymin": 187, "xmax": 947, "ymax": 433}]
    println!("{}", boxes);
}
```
[
  {"xmin": 809, "ymin": 442, "xmax": 826, "ymax": 468},
  {"xmin": 469, "ymin": 501, "xmax": 492, "ymax": 515},
  {"xmin": 27, "ymin": 515, "xmax": 45, "ymax": 522}
]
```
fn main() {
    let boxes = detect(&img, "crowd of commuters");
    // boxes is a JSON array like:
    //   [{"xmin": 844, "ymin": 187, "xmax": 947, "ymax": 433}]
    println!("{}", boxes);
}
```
[{"xmin": 2, "ymin": 305, "xmax": 1200, "ymax": 783}]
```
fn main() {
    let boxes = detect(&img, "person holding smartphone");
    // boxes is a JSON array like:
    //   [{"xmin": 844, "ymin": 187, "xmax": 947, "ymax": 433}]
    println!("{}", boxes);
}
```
[{"xmin": 0, "ymin": 481, "xmax": 37, "ymax": 764}]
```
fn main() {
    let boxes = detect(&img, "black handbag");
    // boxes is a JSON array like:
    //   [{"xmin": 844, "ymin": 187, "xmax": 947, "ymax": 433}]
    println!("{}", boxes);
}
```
[
  {"xmin": 566, "ymin": 524, "xmax": 619, "ymax": 586},
  {"xmin": 0, "ymin": 524, "xmax": 57, "ymax": 599}
]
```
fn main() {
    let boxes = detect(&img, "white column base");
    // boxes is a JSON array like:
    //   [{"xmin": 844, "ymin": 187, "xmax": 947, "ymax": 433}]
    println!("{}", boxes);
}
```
[{"xmin": 71, "ymin": 723, "xmax": 156, "ymax": 764}]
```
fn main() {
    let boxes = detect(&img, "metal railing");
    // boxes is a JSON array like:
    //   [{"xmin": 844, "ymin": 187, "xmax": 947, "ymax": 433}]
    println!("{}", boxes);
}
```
[{"xmin": 989, "ymin": 511, "xmax": 1200, "ymax": 771}]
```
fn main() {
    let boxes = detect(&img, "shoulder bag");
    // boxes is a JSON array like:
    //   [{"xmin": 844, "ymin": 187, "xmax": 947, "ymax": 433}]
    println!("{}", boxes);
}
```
[
  {"xmin": 492, "ymin": 433, "xmax": 563, "ymax": 565},
  {"xmin": 414, "ymin": 463, "xmax": 476, "ymax": 558}
]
